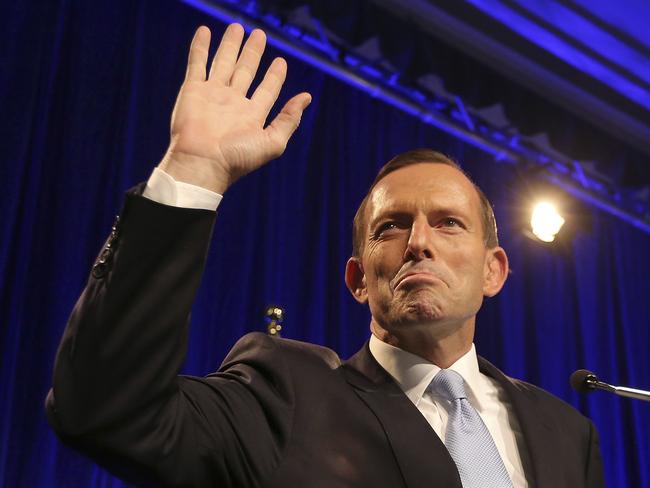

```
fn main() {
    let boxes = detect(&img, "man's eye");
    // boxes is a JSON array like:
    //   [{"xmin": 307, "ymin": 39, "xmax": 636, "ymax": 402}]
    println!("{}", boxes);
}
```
[
  {"xmin": 375, "ymin": 222, "xmax": 401, "ymax": 236},
  {"xmin": 439, "ymin": 218, "xmax": 462, "ymax": 228}
]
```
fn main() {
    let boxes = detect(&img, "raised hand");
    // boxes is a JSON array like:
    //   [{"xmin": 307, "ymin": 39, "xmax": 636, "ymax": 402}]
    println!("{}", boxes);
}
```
[{"xmin": 159, "ymin": 24, "xmax": 312, "ymax": 194}]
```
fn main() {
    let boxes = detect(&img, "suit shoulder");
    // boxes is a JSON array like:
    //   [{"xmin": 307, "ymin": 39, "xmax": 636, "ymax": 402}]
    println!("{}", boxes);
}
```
[
  {"xmin": 480, "ymin": 357, "xmax": 591, "ymax": 425},
  {"xmin": 222, "ymin": 332, "xmax": 342, "ymax": 370},
  {"xmin": 508, "ymin": 376, "xmax": 588, "ymax": 421}
]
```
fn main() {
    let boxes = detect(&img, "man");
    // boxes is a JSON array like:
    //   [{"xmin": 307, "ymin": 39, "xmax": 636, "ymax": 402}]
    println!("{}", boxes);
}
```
[{"xmin": 46, "ymin": 24, "xmax": 604, "ymax": 487}]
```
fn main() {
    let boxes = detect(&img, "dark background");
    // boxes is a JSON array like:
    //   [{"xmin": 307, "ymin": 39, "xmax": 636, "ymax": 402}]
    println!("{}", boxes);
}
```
[{"xmin": 1, "ymin": 1, "xmax": 648, "ymax": 486}]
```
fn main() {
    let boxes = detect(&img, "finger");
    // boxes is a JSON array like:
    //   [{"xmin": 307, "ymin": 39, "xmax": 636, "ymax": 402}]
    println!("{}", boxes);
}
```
[
  {"xmin": 230, "ymin": 29, "xmax": 266, "ymax": 95},
  {"xmin": 264, "ymin": 92, "xmax": 312, "ymax": 154},
  {"xmin": 185, "ymin": 26, "xmax": 211, "ymax": 82},
  {"xmin": 251, "ymin": 57, "xmax": 287, "ymax": 118},
  {"xmin": 208, "ymin": 23, "xmax": 245, "ymax": 84}
]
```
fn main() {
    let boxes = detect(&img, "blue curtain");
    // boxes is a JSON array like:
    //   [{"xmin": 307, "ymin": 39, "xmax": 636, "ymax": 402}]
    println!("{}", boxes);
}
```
[{"xmin": 1, "ymin": 1, "xmax": 648, "ymax": 486}]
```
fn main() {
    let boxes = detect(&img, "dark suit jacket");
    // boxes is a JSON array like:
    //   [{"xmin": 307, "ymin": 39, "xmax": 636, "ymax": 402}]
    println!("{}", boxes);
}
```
[{"xmin": 46, "ymin": 191, "xmax": 604, "ymax": 487}]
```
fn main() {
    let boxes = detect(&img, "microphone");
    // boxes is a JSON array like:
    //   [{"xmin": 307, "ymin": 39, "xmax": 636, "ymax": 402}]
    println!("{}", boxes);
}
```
[{"xmin": 570, "ymin": 369, "xmax": 650, "ymax": 403}]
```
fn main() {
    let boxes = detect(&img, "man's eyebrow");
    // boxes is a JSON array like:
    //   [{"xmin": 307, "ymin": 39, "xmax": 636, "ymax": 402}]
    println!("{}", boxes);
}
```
[
  {"xmin": 431, "ymin": 207, "xmax": 471, "ymax": 220},
  {"xmin": 368, "ymin": 207, "xmax": 474, "ymax": 230},
  {"xmin": 368, "ymin": 211, "xmax": 412, "ymax": 230}
]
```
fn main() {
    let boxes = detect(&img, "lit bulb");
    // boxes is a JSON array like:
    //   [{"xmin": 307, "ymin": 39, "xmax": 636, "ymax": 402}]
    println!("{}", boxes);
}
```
[{"xmin": 531, "ymin": 202, "xmax": 565, "ymax": 242}]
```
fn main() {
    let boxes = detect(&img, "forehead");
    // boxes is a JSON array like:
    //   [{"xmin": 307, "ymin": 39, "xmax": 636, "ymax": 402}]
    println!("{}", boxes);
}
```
[{"xmin": 367, "ymin": 163, "xmax": 482, "ymax": 220}]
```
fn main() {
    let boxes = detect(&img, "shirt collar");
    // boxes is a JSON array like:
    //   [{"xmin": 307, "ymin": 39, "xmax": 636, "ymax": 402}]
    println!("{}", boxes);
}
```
[{"xmin": 368, "ymin": 334, "xmax": 485, "ymax": 410}]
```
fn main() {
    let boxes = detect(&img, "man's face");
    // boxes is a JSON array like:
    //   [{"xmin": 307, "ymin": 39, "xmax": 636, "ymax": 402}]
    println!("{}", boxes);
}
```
[{"xmin": 346, "ymin": 163, "xmax": 507, "ymax": 338}]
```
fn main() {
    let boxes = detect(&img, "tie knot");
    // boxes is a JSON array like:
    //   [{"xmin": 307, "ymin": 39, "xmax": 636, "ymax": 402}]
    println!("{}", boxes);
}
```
[{"xmin": 429, "ymin": 369, "xmax": 467, "ymax": 401}]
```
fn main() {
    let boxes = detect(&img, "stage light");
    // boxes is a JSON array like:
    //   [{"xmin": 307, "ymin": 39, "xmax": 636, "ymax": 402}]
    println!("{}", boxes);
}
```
[{"xmin": 531, "ymin": 202, "xmax": 565, "ymax": 242}]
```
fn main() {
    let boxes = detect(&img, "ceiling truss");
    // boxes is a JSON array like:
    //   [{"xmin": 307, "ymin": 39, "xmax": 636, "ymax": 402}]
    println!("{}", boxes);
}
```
[{"xmin": 184, "ymin": 0, "xmax": 650, "ymax": 234}]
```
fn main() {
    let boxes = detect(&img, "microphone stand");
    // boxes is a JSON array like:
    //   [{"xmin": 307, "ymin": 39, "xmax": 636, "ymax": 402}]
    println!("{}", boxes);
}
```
[{"xmin": 585, "ymin": 375, "xmax": 650, "ymax": 403}]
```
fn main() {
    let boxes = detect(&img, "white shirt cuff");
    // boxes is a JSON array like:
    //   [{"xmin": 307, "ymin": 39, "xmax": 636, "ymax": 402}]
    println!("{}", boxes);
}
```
[{"xmin": 143, "ymin": 167, "xmax": 223, "ymax": 211}]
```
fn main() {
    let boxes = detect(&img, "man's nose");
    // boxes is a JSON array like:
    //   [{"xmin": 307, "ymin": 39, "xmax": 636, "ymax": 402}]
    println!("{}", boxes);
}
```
[{"xmin": 404, "ymin": 218, "xmax": 435, "ymax": 261}]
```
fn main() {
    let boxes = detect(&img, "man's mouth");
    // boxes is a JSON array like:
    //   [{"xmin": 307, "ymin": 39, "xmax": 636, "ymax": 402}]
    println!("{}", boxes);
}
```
[{"xmin": 393, "ymin": 271, "xmax": 442, "ymax": 291}]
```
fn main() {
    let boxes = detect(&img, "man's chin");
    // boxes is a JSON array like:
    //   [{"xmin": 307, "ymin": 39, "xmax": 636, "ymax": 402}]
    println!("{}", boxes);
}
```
[{"xmin": 397, "ymin": 300, "xmax": 446, "ymax": 324}]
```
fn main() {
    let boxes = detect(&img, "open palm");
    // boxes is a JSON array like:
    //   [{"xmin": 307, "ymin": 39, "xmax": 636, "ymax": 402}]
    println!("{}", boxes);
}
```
[{"xmin": 161, "ymin": 24, "xmax": 311, "ymax": 194}]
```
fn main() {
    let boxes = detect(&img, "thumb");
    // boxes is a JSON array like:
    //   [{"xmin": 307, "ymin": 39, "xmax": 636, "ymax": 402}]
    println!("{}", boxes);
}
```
[{"xmin": 264, "ymin": 92, "xmax": 312, "ymax": 155}]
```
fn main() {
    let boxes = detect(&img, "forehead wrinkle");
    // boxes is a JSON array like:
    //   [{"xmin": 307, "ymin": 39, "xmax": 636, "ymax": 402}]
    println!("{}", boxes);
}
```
[{"xmin": 367, "ymin": 172, "xmax": 479, "ymax": 228}]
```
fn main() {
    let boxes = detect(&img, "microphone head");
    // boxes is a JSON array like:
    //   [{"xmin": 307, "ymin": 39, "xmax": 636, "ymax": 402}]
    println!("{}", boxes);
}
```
[{"xmin": 570, "ymin": 369, "xmax": 598, "ymax": 394}]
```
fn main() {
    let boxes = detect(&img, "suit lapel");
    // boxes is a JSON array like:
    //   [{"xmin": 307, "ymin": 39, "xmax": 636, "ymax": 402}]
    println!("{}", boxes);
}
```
[
  {"xmin": 341, "ymin": 343, "xmax": 462, "ymax": 488},
  {"xmin": 478, "ymin": 357, "xmax": 564, "ymax": 488}
]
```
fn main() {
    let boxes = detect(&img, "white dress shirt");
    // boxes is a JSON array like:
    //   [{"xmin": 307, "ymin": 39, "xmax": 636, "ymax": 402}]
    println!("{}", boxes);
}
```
[
  {"xmin": 143, "ymin": 167, "xmax": 222, "ymax": 210},
  {"xmin": 144, "ymin": 168, "xmax": 529, "ymax": 487},
  {"xmin": 369, "ymin": 335, "xmax": 529, "ymax": 487}
]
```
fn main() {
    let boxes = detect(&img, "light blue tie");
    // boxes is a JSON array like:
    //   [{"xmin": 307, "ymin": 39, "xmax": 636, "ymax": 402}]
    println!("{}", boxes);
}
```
[{"xmin": 429, "ymin": 369, "xmax": 514, "ymax": 488}]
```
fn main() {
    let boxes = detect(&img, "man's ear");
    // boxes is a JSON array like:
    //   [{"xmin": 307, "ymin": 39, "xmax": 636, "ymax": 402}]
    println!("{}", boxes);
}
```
[
  {"xmin": 483, "ymin": 246, "xmax": 509, "ymax": 297},
  {"xmin": 345, "ymin": 257, "xmax": 368, "ymax": 304}
]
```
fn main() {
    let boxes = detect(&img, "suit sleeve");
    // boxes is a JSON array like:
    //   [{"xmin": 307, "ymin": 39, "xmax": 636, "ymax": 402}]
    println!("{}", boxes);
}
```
[{"xmin": 45, "ymin": 190, "xmax": 294, "ymax": 487}]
